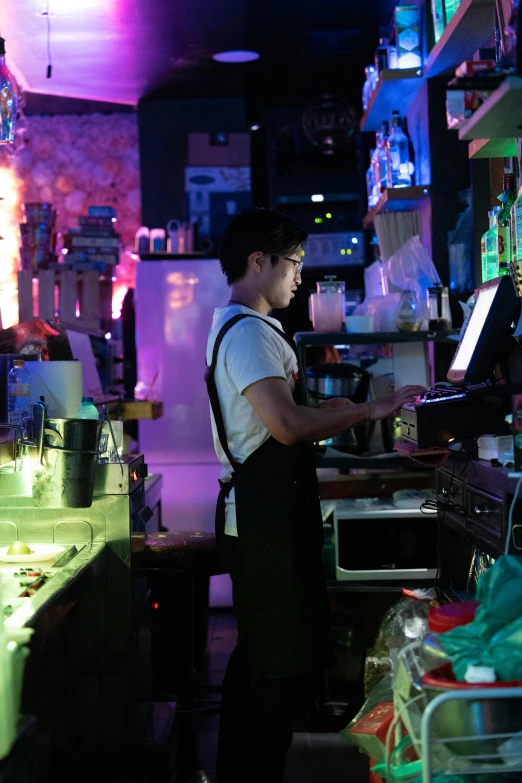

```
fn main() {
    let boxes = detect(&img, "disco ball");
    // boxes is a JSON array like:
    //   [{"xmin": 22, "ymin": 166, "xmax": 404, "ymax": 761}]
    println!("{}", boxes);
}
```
[{"xmin": 302, "ymin": 94, "xmax": 358, "ymax": 155}]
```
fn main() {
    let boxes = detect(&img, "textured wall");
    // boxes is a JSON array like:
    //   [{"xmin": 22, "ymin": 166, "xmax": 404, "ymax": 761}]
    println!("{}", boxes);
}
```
[{"xmin": 0, "ymin": 112, "xmax": 141, "ymax": 327}]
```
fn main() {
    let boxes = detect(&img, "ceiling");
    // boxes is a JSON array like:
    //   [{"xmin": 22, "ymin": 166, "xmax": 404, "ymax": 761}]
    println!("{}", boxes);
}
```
[{"xmin": 0, "ymin": 0, "xmax": 397, "ymax": 110}]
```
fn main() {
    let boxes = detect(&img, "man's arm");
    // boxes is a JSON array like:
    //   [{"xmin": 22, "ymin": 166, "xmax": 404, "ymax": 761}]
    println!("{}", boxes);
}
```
[{"xmin": 243, "ymin": 377, "xmax": 425, "ymax": 446}]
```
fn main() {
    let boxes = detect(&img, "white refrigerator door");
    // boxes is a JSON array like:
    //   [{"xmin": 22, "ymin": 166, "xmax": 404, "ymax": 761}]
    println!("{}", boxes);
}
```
[{"xmin": 136, "ymin": 259, "xmax": 232, "ymax": 606}]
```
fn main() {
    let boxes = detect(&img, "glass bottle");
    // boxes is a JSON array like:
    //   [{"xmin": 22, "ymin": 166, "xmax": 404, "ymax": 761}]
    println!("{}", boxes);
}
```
[
  {"xmin": 366, "ymin": 149, "xmax": 378, "ymax": 207},
  {"xmin": 444, "ymin": 0, "xmax": 461, "ymax": 25},
  {"xmin": 481, "ymin": 207, "xmax": 501, "ymax": 283},
  {"xmin": 511, "ymin": 184, "xmax": 522, "ymax": 279},
  {"xmin": 396, "ymin": 290, "xmax": 421, "ymax": 332},
  {"xmin": 362, "ymin": 65, "xmax": 377, "ymax": 112},
  {"xmin": 497, "ymin": 173, "xmax": 516, "ymax": 277},
  {"xmin": 432, "ymin": 0, "xmax": 446, "ymax": 42},
  {"xmin": 374, "ymin": 122, "xmax": 390, "ymax": 195},
  {"xmin": 0, "ymin": 37, "xmax": 19, "ymax": 145},
  {"xmin": 385, "ymin": 111, "xmax": 412, "ymax": 188}
]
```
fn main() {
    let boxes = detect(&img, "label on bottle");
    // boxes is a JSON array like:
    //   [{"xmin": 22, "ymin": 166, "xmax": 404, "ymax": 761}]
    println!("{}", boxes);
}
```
[
  {"xmin": 8, "ymin": 384, "xmax": 30, "ymax": 396},
  {"xmin": 498, "ymin": 226, "xmax": 511, "ymax": 275}
]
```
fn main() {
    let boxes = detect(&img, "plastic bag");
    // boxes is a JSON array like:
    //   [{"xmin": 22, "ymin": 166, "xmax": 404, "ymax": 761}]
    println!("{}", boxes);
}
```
[
  {"xmin": 374, "ymin": 589, "xmax": 435, "ymax": 669},
  {"xmin": 441, "ymin": 555, "xmax": 522, "ymax": 681},
  {"xmin": 353, "ymin": 294, "xmax": 401, "ymax": 332},
  {"xmin": 341, "ymin": 672, "xmax": 393, "ymax": 761},
  {"xmin": 384, "ymin": 236, "xmax": 441, "ymax": 303}
]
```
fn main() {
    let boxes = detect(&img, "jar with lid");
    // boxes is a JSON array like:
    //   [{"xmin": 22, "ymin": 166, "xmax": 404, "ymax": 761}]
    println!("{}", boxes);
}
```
[
  {"xmin": 396, "ymin": 290, "xmax": 421, "ymax": 332},
  {"xmin": 419, "ymin": 601, "xmax": 479, "ymax": 674}
]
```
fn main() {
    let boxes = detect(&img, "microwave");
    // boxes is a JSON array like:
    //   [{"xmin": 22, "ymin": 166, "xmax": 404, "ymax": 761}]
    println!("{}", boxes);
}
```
[{"xmin": 333, "ymin": 500, "xmax": 438, "ymax": 581}]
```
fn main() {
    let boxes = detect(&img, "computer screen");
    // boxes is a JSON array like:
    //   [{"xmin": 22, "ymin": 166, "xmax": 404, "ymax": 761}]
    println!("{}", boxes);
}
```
[{"xmin": 447, "ymin": 276, "xmax": 518, "ymax": 385}]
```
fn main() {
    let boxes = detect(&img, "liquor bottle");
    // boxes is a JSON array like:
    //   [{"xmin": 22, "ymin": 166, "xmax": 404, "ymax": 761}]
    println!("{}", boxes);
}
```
[
  {"xmin": 0, "ymin": 37, "xmax": 18, "ymax": 144},
  {"xmin": 362, "ymin": 65, "xmax": 377, "ymax": 112},
  {"xmin": 366, "ymin": 149, "xmax": 377, "ymax": 207},
  {"xmin": 496, "ymin": 173, "xmax": 516, "ymax": 276},
  {"xmin": 444, "ymin": 0, "xmax": 461, "ymax": 25},
  {"xmin": 385, "ymin": 111, "xmax": 412, "ymax": 188},
  {"xmin": 481, "ymin": 207, "xmax": 501, "ymax": 283},
  {"xmin": 511, "ymin": 183, "xmax": 522, "ymax": 282},
  {"xmin": 374, "ymin": 121, "xmax": 390, "ymax": 193},
  {"xmin": 431, "ymin": 0, "xmax": 446, "ymax": 42}
]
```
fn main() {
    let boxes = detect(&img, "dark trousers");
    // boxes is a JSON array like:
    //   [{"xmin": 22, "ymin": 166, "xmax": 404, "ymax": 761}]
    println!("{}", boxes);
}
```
[{"xmin": 216, "ymin": 645, "xmax": 318, "ymax": 783}]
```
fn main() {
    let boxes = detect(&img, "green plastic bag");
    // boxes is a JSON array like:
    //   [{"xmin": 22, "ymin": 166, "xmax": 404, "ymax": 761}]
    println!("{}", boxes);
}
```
[{"xmin": 442, "ymin": 555, "xmax": 522, "ymax": 681}]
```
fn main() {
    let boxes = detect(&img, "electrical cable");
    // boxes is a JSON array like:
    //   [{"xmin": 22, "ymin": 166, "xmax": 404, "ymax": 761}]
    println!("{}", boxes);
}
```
[
  {"xmin": 45, "ymin": 0, "xmax": 52, "ymax": 78},
  {"xmin": 506, "ymin": 473, "xmax": 522, "ymax": 556}
]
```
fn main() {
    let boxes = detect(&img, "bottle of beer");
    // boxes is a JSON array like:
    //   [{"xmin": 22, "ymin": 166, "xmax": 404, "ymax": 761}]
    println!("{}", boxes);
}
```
[{"xmin": 497, "ymin": 172, "xmax": 516, "ymax": 276}]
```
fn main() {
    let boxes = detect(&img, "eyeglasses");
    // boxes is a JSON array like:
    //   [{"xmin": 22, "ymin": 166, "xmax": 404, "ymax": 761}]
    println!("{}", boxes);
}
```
[{"xmin": 282, "ymin": 256, "xmax": 304, "ymax": 276}]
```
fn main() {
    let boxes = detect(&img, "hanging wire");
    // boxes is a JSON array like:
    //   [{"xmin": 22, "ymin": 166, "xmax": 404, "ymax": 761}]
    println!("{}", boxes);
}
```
[{"xmin": 45, "ymin": 0, "xmax": 52, "ymax": 78}]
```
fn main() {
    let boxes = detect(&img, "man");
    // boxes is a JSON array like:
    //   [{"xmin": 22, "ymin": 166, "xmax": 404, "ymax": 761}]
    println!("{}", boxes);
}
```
[{"xmin": 205, "ymin": 208, "xmax": 425, "ymax": 782}]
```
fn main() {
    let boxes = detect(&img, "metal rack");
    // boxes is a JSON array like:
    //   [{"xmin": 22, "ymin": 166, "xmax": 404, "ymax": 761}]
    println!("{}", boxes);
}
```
[{"xmin": 421, "ymin": 687, "xmax": 522, "ymax": 781}]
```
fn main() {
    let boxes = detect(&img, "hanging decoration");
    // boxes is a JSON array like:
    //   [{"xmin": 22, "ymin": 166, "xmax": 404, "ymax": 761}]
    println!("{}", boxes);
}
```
[{"xmin": 0, "ymin": 37, "xmax": 19, "ymax": 146}]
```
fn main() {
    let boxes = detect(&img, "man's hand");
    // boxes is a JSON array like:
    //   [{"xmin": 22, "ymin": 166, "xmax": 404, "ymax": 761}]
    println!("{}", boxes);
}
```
[
  {"xmin": 316, "ymin": 397, "xmax": 355, "ymax": 410},
  {"xmin": 367, "ymin": 385, "xmax": 426, "ymax": 421}
]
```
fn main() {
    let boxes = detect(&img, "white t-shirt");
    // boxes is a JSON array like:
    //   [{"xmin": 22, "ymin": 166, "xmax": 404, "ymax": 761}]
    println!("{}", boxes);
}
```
[{"xmin": 206, "ymin": 304, "xmax": 299, "ymax": 536}]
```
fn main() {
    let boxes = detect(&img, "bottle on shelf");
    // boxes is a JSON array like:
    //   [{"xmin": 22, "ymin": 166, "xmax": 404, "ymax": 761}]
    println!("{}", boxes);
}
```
[
  {"xmin": 374, "ymin": 121, "xmax": 390, "ymax": 194},
  {"xmin": 481, "ymin": 206, "xmax": 501, "ymax": 283},
  {"xmin": 444, "ymin": 0, "xmax": 461, "ymax": 25},
  {"xmin": 385, "ymin": 111, "xmax": 413, "ymax": 188},
  {"xmin": 76, "ymin": 397, "xmax": 99, "ymax": 420},
  {"xmin": 7, "ymin": 360, "xmax": 32, "ymax": 427},
  {"xmin": 374, "ymin": 34, "xmax": 389, "ymax": 75},
  {"xmin": 496, "ymin": 172, "xmax": 516, "ymax": 277},
  {"xmin": 511, "ymin": 181, "xmax": 522, "ymax": 281},
  {"xmin": 362, "ymin": 65, "xmax": 377, "ymax": 112},
  {"xmin": 431, "ymin": 0, "xmax": 447, "ymax": 42},
  {"xmin": 366, "ymin": 150, "xmax": 378, "ymax": 207}
]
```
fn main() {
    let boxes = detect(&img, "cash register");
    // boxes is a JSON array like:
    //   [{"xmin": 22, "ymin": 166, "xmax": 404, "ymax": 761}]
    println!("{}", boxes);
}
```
[{"xmin": 401, "ymin": 276, "xmax": 520, "ymax": 448}]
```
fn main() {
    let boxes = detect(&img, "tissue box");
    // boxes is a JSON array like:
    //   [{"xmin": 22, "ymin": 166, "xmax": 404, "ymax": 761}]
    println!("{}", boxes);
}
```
[{"xmin": 394, "ymin": 5, "xmax": 421, "ymax": 69}]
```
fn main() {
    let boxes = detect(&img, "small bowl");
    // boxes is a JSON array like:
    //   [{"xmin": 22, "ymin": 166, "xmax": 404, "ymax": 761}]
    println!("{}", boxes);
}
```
[{"xmin": 345, "ymin": 315, "xmax": 375, "ymax": 333}]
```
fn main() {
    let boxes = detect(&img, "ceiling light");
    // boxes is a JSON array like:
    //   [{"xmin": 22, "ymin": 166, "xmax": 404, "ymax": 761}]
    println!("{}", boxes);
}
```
[
  {"xmin": 311, "ymin": 194, "xmax": 324, "ymax": 203},
  {"xmin": 213, "ymin": 50, "xmax": 260, "ymax": 63}
]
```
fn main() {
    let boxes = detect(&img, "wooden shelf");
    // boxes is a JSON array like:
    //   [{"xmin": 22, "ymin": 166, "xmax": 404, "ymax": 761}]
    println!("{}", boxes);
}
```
[
  {"xmin": 424, "ymin": 0, "xmax": 496, "ymax": 78},
  {"xmin": 295, "ymin": 328, "xmax": 458, "ymax": 347},
  {"xmin": 459, "ymin": 76, "xmax": 522, "ymax": 140},
  {"xmin": 105, "ymin": 399, "xmax": 163, "ymax": 420},
  {"xmin": 360, "ymin": 68, "xmax": 423, "ymax": 132},
  {"xmin": 362, "ymin": 186, "xmax": 430, "ymax": 229},
  {"xmin": 468, "ymin": 137, "xmax": 518, "ymax": 158}
]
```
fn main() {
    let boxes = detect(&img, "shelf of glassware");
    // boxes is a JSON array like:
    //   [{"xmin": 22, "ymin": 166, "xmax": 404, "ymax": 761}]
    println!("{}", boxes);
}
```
[
  {"xmin": 360, "ymin": 68, "xmax": 423, "ymax": 133},
  {"xmin": 468, "ymin": 137, "xmax": 518, "ymax": 158},
  {"xmin": 362, "ymin": 186, "xmax": 431, "ymax": 229},
  {"xmin": 424, "ymin": 0, "xmax": 496, "ymax": 78},
  {"xmin": 459, "ymin": 76, "xmax": 522, "ymax": 140}
]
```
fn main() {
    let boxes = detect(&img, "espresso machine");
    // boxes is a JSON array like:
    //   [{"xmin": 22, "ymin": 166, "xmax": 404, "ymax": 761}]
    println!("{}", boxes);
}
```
[{"xmin": 0, "ymin": 404, "xmax": 162, "ymax": 771}]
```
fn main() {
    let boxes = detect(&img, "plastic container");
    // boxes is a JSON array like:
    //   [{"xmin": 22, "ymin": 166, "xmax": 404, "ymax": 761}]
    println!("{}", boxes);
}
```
[
  {"xmin": 76, "ymin": 397, "xmax": 99, "ymax": 420},
  {"xmin": 7, "ymin": 360, "xmax": 31, "ymax": 427},
  {"xmin": 419, "ymin": 601, "xmax": 479, "ymax": 674},
  {"xmin": 345, "ymin": 315, "xmax": 375, "ymax": 333}
]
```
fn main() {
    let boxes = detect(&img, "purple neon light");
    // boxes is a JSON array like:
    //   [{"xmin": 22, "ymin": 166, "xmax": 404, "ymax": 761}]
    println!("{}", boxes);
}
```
[{"xmin": 212, "ymin": 50, "xmax": 260, "ymax": 63}]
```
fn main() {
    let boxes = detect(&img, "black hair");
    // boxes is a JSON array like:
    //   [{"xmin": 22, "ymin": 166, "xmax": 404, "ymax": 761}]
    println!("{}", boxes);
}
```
[{"xmin": 218, "ymin": 207, "xmax": 307, "ymax": 285}]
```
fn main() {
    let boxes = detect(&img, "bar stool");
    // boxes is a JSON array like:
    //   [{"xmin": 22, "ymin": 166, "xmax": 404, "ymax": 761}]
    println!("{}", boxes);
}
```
[{"xmin": 131, "ymin": 531, "xmax": 226, "ymax": 783}]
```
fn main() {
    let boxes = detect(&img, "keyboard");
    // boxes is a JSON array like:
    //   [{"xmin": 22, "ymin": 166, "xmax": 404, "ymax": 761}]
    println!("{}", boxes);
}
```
[{"xmin": 417, "ymin": 386, "xmax": 468, "ymax": 405}]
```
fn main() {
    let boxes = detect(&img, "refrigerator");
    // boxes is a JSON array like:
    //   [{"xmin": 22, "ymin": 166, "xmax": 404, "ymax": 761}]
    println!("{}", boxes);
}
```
[{"xmin": 135, "ymin": 259, "xmax": 232, "ymax": 605}]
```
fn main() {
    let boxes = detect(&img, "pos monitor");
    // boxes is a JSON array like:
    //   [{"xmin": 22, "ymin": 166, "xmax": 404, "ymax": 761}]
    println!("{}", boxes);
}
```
[{"xmin": 447, "ymin": 276, "xmax": 519, "ymax": 386}]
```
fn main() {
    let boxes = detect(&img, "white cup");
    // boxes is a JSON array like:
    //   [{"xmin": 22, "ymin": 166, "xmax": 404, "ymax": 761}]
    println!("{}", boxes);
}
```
[{"xmin": 310, "ymin": 293, "xmax": 345, "ymax": 332}]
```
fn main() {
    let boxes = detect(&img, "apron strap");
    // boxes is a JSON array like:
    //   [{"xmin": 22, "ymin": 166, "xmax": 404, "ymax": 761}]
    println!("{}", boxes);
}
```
[{"xmin": 205, "ymin": 312, "xmax": 301, "ymax": 471}]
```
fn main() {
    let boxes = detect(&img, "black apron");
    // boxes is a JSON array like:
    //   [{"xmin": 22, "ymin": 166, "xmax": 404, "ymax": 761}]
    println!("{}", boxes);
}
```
[{"xmin": 205, "ymin": 313, "xmax": 332, "ymax": 681}]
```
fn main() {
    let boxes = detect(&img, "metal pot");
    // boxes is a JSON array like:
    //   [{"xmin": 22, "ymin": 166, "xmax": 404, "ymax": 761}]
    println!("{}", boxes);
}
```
[
  {"xmin": 30, "ymin": 417, "xmax": 103, "ymax": 508},
  {"xmin": 306, "ymin": 363, "xmax": 373, "ymax": 454}
]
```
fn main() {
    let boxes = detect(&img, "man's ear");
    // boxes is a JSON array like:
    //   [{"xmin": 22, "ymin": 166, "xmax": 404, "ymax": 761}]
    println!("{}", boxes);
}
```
[{"xmin": 247, "ymin": 251, "xmax": 266, "ymax": 275}]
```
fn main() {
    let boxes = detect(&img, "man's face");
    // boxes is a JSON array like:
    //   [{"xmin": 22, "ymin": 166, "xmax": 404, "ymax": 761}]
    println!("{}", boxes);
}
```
[{"xmin": 263, "ymin": 253, "xmax": 302, "ymax": 309}]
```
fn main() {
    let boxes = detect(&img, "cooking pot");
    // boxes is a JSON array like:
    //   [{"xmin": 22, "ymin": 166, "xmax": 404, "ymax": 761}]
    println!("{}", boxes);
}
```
[{"xmin": 306, "ymin": 363, "xmax": 373, "ymax": 454}]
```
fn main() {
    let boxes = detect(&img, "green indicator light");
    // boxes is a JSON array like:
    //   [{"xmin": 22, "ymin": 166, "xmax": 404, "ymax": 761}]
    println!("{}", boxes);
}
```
[
  {"xmin": 326, "ymin": 213, "xmax": 332, "ymax": 219},
  {"xmin": 340, "ymin": 249, "xmax": 346, "ymax": 255}
]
